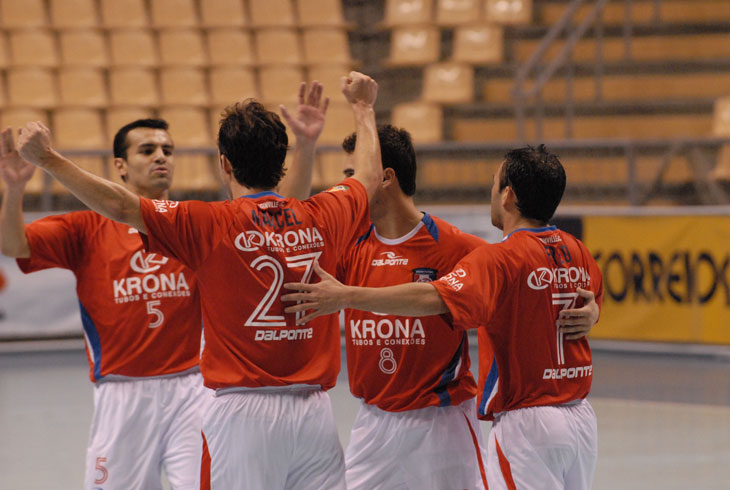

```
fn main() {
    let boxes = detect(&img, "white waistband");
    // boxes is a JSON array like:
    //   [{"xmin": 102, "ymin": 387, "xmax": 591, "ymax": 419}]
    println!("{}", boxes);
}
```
[{"xmin": 216, "ymin": 383, "xmax": 322, "ymax": 396}]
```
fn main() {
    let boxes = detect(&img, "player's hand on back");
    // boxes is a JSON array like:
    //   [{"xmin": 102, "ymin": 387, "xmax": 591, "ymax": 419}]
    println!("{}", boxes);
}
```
[
  {"xmin": 17, "ymin": 121, "xmax": 54, "ymax": 168},
  {"xmin": 0, "ymin": 127, "xmax": 36, "ymax": 188},
  {"xmin": 280, "ymin": 81, "xmax": 330, "ymax": 145},
  {"xmin": 558, "ymin": 288, "xmax": 599, "ymax": 340},
  {"xmin": 282, "ymin": 261, "xmax": 348, "ymax": 324},
  {"xmin": 341, "ymin": 71, "xmax": 378, "ymax": 107}
]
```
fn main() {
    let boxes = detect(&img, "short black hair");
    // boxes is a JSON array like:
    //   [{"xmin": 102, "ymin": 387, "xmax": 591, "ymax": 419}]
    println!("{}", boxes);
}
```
[
  {"xmin": 217, "ymin": 100, "xmax": 288, "ymax": 189},
  {"xmin": 499, "ymin": 144, "xmax": 566, "ymax": 224},
  {"xmin": 342, "ymin": 124, "xmax": 416, "ymax": 196},
  {"xmin": 112, "ymin": 119, "xmax": 169, "ymax": 160}
]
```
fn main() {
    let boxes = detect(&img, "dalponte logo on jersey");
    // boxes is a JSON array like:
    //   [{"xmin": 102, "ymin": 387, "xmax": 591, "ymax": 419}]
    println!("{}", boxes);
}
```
[
  {"xmin": 527, "ymin": 267, "xmax": 591, "ymax": 290},
  {"xmin": 371, "ymin": 251, "xmax": 409, "ymax": 267}
]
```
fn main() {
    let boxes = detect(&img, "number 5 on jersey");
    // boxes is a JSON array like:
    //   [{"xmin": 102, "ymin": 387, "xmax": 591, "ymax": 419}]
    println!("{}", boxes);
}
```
[{"xmin": 245, "ymin": 252, "xmax": 323, "ymax": 327}]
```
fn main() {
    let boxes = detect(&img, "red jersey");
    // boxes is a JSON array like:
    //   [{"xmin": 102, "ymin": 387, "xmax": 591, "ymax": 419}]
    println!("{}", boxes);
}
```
[
  {"xmin": 17, "ymin": 211, "xmax": 201, "ymax": 382},
  {"xmin": 138, "ymin": 178, "xmax": 370, "ymax": 391},
  {"xmin": 338, "ymin": 214, "xmax": 487, "ymax": 411},
  {"xmin": 432, "ymin": 226, "xmax": 603, "ymax": 420}
]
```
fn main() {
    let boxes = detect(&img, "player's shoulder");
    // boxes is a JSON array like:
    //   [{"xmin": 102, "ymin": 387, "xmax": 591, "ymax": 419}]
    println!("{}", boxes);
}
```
[{"xmin": 427, "ymin": 214, "xmax": 485, "ymax": 248}]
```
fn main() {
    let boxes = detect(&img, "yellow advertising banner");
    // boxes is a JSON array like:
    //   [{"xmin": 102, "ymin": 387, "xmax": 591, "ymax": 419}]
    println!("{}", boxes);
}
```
[{"xmin": 584, "ymin": 215, "xmax": 730, "ymax": 344}]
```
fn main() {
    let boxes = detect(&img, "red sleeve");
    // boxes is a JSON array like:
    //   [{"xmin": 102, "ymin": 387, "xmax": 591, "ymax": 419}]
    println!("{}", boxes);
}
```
[
  {"xmin": 139, "ymin": 198, "xmax": 226, "ymax": 270},
  {"xmin": 16, "ymin": 212, "xmax": 90, "ymax": 273},
  {"xmin": 302, "ymin": 177, "xmax": 370, "ymax": 254},
  {"xmin": 431, "ymin": 245, "xmax": 502, "ymax": 330}
]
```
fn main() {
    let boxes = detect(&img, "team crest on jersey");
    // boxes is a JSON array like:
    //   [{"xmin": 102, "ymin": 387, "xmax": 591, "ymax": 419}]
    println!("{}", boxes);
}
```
[
  {"xmin": 325, "ymin": 185, "xmax": 349, "ymax": 193},
  {"xmin": 412, "ymin": 268, "xmax": 437, "ymax": 283}
]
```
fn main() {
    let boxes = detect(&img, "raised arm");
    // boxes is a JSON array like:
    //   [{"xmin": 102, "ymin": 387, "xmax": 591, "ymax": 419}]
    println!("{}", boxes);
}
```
[
  {"xmin": 0, "ymin": 128, "xmax": 34, "ymax": 258},
  {"xmin": 16, "ymin": 122, "xmax": 146, "ymax": 232},
  {"xmin": 282, "ymin": 261, "xmax": 446, "ymax": 324},
  {"xmin": 277, "ymin": 81, "xmax": 329, "ymax": 200},
  {"xmin": 340, "ymin": 72, "xmax": 382, "ymax": 199}
]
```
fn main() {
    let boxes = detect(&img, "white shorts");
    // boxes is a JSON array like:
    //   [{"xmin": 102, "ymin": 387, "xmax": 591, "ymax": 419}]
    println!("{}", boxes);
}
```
[
  {"xmin": 345, "ymin": 398, "xmax": 487, "ymax": 490},
  {"xmin": 199, "ymin": 388, "xmax": 346, "ymax": 490},
  {"xmin": 487, "ymin": 398, "xmax": 598, "ymax": 490},
  {"xmin": 84, "ymin": 371, "xmax": 211, "ymax": 490}
]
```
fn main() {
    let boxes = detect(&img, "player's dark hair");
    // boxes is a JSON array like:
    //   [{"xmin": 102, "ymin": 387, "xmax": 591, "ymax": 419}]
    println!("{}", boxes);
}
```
[
  {"xmin": 112, "ymin": 119, "xmax": 169, "ymax": 160},
  {"xmin": 342, "ymin": 124, "xmax": 417, "ymax": 196},
  {"xmin": 217, "ymin": 100, "xmax": 288, "ymax": 189},
  {"xmin": 499, "ymin": 144, "xmax": 566, "ymax": 224}
]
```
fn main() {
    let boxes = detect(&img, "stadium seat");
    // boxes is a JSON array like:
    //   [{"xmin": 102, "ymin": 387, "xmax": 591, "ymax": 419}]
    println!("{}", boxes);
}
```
[
  {"xmin": 7, "ymin": 68, "xmax": 58, "ymax": 108},
  {"xmin": 0, "ymin": 32, "xmax": 7, "ymax": 69},
  {"xmin": 105, "ymin": 107, "xmax": 156, "ymax": 143},
  {"xmin": 484, "ymin": 0, "xmax": 532, "ymax": 24},
  {"xmin": 382, "ymin": 0, "xmax": 433, "ymax": 26},
  {"xmin": 254, "ymin": 29, "xmax": 303, "ymax": 66},
  {"xmin": 52, "ymin": 109, "xmax": 108, "ymax": 184},
  {"xmin": 208, "ymin": 67, "xmax": 258, "ymax": 106},
  {"xmin": 302, "ymin": 28, "xmax": 351, "ymax": 65},
  {"xmin": 0, "ymin": 0, "xmax": 47, "ymax": 28},
  {"xmin": 108, "ymin": 68, "xmax": 159, "ymax": 106},
  {"xmin": 200, "ymin": 0, "xmax": 247, "ymax": 27},
  {"xmin": 391, "ymin": 101, "xmax": 443, "ymax": 143},
  {"xmin": 8, "ymin": 30, "xmax": 59, "ymax": 68},
  {"xmin": 249, "ymin": 0, "xmax": 295, "ymax": 27},
  {"xmin": 712, "ymin": 97, "xmax": 730, "ymax": 136},
  {"xmin": 100, "ymin": 0, "xmax": 148, "ymax": 28},
  {"xmin": 159, "ymin": 67, "xmax": 209, "ymax": 106},
  {"xmin": 59, "ymin": 30, "xmax": 109, "ymax": 67},
  {"xmin": 307, "ymin": 64, "xmax": 353, "ymax": 100},
  {"xmin": 58, "ymin": 68, "xmax": 108, "ymax": 108},
  {"xmin": 436, "ymin": 0, "xmax": 482, "ymax": 25},
  {"xmin": 206, "ymin": 29, "xmax": 254, "ymax": 66},
  {"xmin": 0, "ymin": 75, "xmax": 5, "ymax": 106},
  {"xmin": 387, "ymin": 26, "xmax": 440, "ymax": 66},
  {"xmin": 296, "ymin": 0, "xmax": 349, "ymax": 28},
  {"xmin": 49, "ymin": 0, "xmax": 97, "ymax": 28},
  {"xmin": 158, "ymin": 29, "xmax": 207, "ymax": 66},
  {"xmin": 318, "ymin": 103, "xmax": 355, "ymax": 145},
  {"xmin": 422, "ymin": 62, "xmax": 474, "ymax": 104},
  {"xmin": 451, "ymin": 24, "xmax": 503, "ymax": 64},
  {"xmin": 150, "ymin": 0, "xmax": 197, "ymax": 28},
  {"xmin": 258, "ymin": 66, "xmax": 305, "ymax": 105},
  {"xmin": 109, "ymin": 30, "xmax": 158, "ymax": 66},
  {"xmin": 159, "ymin": 106, "xmax": 218, "ymax": 191}
]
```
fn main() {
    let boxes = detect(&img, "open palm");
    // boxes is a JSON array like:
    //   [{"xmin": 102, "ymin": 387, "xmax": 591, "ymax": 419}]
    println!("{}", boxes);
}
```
[
  {"xmin": 0, "ymin": 128, "xmax": 35, "ymax": 187},
  {"xmin": 280, "ymin": 81, "xmax": 329, "ymax": 144}
]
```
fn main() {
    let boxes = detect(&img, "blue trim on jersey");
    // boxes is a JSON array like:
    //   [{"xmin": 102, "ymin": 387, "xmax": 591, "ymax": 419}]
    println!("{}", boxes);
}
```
[
  {"xmin": 433, "ymin": 333, "xmax": 466, "ymax": 407},
  {"xmin": 422, "ymin": 213, "xmax": 439, "ymax": 242},
  {"xmin": 504, "ymin": 225, "xmax": 557, "ymax": 241},
  {"xmin": 478, "ymin": 357, "xmax": 499, "ymax": 417},
  {"xmin": 79, "ymin": 301, "xmax": 102, "ymax": 381},
  {"xmin": 241, "ymin": 191, "xmax": 283, "ymax": 200},
  {"xmin": 354, "ymin": 224, "xmax": 375, "ymax": 246}
]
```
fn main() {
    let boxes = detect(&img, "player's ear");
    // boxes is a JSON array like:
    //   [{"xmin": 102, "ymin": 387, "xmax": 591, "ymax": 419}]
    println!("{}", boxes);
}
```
[
  {"xmin": 382, "ymin": 167, "xmax": 396, "ymax": 188},
  {"xmin": 219, "ymin": 152, "xmax": 233, "ymax": 177},
  {"xmin": 113, "ymin": 158, "xmax": 128, "ymax": 183}
]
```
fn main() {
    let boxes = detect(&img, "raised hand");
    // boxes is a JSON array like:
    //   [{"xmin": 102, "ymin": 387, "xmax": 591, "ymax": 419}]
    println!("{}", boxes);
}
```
[
  {"xmin": 0, "ymin": 128, "xmax": 36, "ymax": 188},
  {"xmin": 340, "ymin": 71, "xmax": 378, "ymax": 107},
  {"xmin": 280, "ymin": 81, "xmax": 330, "ymax": 145},
  {"xmin": 17, "ymin": 121, "xmax": 53, "ymax": 168}
]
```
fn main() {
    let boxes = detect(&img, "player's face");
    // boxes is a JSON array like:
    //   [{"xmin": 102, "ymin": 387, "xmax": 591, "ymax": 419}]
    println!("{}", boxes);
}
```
[
  {"xmin": 116, "ymin": 128, "xmax": 175, "ymax": 197},
  {"xmin": 491, "ymin": 162, "xmax": 505, "ymax": 230}
]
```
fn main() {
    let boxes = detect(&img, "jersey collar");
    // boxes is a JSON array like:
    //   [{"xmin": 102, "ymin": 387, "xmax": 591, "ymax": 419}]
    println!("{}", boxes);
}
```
[
  {"xmin": 503, "ymin": 225, "xmax": 557, "ymax": 241},
  {"xmin": 240, "ymin": 191, "xmax": 283, "ymax": 200}
]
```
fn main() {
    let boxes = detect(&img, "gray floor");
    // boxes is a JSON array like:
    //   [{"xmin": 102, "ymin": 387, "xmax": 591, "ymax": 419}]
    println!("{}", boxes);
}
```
[{"xmin": 1, "ymin": 343, "xmax": 729, "ymax": 489}]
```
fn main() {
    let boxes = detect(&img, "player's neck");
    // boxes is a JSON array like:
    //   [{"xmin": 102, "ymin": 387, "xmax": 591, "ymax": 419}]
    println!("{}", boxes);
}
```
[
  {"xmin": 372, "ymin": 196, "xmax": 423, "ymax": 239},
  {"xmin": 501, "ymin": 213, "xmax": 547, "ymax": 237},
  {"xmin": 230, "ymin": 181, "xmax": 275, "ymax": 200}
]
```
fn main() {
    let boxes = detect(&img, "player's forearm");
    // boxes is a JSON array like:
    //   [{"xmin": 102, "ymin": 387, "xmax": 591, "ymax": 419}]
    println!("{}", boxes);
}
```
[
  {"xmin": 0, "ymin": 185, "xmax": 30, "ymax": 258},
  {"xmin": 350, "ymin": 104, "xmax": 382, "ymax": 198},
  {"xmin": 278, "ymin": 139, "xmax": 316, "ymax": 200},
  {"xmin": 42, "ymin": 150, "xmax": 146, "ymax": 232},
  {"xmin": 343, "ymin": 282, "xmax": 448, "ymax": 317}
]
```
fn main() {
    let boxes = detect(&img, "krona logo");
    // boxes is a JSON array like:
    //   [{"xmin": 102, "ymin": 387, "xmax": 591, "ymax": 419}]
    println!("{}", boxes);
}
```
[
  {"xmin": 527, "ymin": 268, "xmax": 553, "ymax": 290},
  {"xmin": 130, "ymin": 251, "xmax": 169, "ymax": 274}
]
